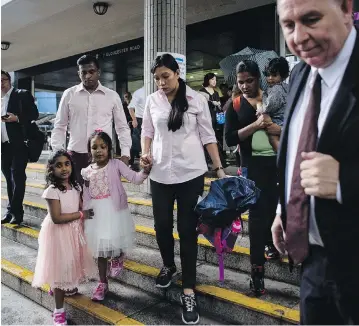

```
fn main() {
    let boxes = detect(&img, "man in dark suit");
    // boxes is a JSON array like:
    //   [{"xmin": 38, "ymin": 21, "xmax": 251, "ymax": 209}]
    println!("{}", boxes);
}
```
[
  {"xmin": 1, "ymin": 71, "xmax": 39, "ymax": 225},
  {"xmin": 272, "ymin": 0, "xmax": 359, "ymax": 324}
]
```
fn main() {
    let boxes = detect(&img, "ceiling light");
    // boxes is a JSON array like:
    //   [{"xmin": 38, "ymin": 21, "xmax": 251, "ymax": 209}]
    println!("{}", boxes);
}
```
[
  {"xmin": 93, "ymin": 2, "xmax": 109, "ymax": 15},
  {"xmin": 1, "ymin": 42, "xmax": 10, "ymax": 50}
]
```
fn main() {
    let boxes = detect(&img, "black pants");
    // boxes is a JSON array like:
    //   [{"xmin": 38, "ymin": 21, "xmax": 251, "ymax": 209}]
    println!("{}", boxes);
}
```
[
  {"xmin": 130, "ymin": 117, "xmax": 143, "ymax": 166},
  {"xmin": 68, "ymin": 151, "xmax": 89, "ymax": 185},
  {"xmin": 300, "ymin": 246, "xmax": 359, "ymax": 325},
  {"xmin": 150, "ymin": 174, "xmax": 205, "ymax": 289},
  {"xmin": 247, "ymin": 155, "xmax": 278, "ymax": 266},
  {"xmin": 1, "ymin": 141, "xmax": 28, "ymax": 218}
]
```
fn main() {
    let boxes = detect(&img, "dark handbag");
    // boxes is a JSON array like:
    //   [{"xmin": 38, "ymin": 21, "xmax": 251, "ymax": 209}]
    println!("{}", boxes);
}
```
[{"xmin": 18, "ymin": 92, "xmax": 45, "ymax": 162}]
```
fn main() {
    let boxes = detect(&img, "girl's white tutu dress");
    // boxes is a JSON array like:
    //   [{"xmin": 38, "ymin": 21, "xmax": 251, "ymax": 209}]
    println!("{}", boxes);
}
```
[{"xmin": 82, "ymin": 159, "xmax": 148, "ymax": 258}]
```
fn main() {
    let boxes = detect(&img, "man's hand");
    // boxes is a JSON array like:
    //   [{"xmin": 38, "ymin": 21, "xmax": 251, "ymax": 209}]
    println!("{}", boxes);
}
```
[
  {"xmin": 132, "ymin": 119, "xmax": 138, "ymax": 129},
  {"xmin": 271, "ymin": 214, "xmax": 286, "ymax": 255},
  {"xmin": 300, "ymin": 152, "xmax": 339, "ymax": 199},
  {"xmin": 2, "ymin": 112, "xmax": 18, "ymax": 123},
  {"xmin": 120, "ymin": 156, "xmax": 130, "ymax": 166},
  {"xmin": 216, "ymin": 168, "xmax": 226, "ymax": 179}
]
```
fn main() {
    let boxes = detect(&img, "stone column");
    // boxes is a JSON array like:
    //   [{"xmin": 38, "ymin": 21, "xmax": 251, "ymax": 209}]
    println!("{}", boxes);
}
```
[
  {"xmin": 143, "ymin": 0, "xmax": 186, "ymax": 194},
  {"xmin": 144, "ymin": 0, "xmax": 186, "ymax": 97}
]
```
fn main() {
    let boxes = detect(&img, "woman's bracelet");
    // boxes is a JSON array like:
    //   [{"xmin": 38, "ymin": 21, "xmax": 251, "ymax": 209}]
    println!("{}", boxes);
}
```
[{"xmin": 79, "ymin": 211, "xmax": 84, "ymax": 220}]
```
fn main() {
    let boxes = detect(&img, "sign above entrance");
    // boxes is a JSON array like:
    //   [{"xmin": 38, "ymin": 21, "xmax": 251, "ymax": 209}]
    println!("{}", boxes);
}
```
[
  {"xmin": 101, "ymin": 44, "xmax": 141, "ymax": 58},
  {"xmin": 157, "ymin": 52, "xmax": 186, "ymax": 81}
]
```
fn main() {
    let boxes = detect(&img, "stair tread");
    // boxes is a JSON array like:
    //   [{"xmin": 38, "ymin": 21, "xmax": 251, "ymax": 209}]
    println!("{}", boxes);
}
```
[
  {"xmin": 1, "ymin": 228, "xmax": 299, "ymax": 311},
  {"xmin": 1, "ymin": 237, "xmax": 227, "ymax": 325}
]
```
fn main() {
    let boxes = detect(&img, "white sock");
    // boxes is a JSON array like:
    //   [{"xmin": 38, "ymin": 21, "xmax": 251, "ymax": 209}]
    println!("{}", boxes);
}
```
[{"xmin": 54, "ymin": 307, "xmax": 65, "ymax": 314}]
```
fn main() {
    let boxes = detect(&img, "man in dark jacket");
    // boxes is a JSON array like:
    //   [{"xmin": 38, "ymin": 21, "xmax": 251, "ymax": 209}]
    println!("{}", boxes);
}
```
[{"xmin": 1, "ymin": 70, "xmax": 39, "ymax": 225}]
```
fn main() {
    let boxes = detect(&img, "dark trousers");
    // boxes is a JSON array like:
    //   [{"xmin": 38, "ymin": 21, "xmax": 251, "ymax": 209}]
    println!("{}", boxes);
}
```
[
  {"xmin": 300, "ymin": 246, "xmax": 359, "ymax": 325},
  {"xmin": 150, "ymin": 174, "xmax": 205, "ymax": 289},
  {"xmin": 247, "ymin": 155, "xmax": 278, "ymax": 266},
  {"xmin": 1, "ymin": 141, "xmax": 28, "ymax": 218},
  {"xmin": 130, "ymin": 117, "xmax": 143, "ymax": 166},
  {"xmin": 68, "ymin": 151, "xmax": 89, "ymax": 185}
]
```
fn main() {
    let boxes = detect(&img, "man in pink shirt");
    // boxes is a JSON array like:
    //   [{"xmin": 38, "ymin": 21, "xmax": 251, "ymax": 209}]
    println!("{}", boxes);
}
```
[{"xmin": 51, "ymin": 55, "xmax": 131, "ymax": 183}]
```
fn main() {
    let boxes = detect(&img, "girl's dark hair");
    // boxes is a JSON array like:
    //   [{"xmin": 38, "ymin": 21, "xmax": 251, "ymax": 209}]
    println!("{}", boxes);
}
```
[
  {"xmin": 202, "ymin": 73, "xmax": 216, "ymax": 87},
  {"xmin": 151, "ymin": 53, "xmax": 188, "ymax": 132},
  {"xmin": 87, "ymin": 130, "xmax": 113, "ymax": 162},
  {"xmin": 265, "ymin": 57, "xmax": 290, "ymax": 80},
  {"xmin": 236, "ymin": 60, "xmax": 261, "ymax": 79},
  {"xmin": 45, "ymin": 150, "xmax": 81, "ymax": 192}
]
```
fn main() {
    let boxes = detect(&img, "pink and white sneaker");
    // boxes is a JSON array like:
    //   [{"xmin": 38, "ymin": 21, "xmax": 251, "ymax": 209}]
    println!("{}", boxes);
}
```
[
  {"xmin": 109, "ymin": 255, "xmax": 124, "ymax": 277},
  {"xmin": 52, "ymin": 311, "xmax": 67, "ymax": 326},
  {"xmin": 91, "ymin": 282, "xmax": 109, "ymax": 301}
]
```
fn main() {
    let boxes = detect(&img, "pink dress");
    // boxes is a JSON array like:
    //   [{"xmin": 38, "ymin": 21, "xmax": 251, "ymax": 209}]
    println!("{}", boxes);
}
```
[{"xmin": 32, "ymin": 186, "xmax": 97, "ymax": 291}]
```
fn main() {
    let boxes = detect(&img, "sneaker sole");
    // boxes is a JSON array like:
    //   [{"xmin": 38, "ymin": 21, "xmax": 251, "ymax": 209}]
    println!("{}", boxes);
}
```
[
  {"xmin": 155, "ymin": 271, "xmax": 177, "ymax": 288},
  {"xmin": 180, "ymin": 296, "xmax": 200, "ymax": 325},
  {"xmin": 181, "ymin": 314, "xmax": 200, "ymax": 325}
]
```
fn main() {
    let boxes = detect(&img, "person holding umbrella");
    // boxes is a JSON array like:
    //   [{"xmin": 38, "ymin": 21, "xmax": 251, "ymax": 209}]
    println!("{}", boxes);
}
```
[{"xmin": 225, "ymin": 60, "xmax": 282, "ymax": 296}]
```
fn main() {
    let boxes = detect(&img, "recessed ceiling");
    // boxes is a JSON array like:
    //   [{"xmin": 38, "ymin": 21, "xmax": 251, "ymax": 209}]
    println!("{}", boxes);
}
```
[{"xmin": 1, "ymin": 0, "xmax": 275, "ymax": 72}]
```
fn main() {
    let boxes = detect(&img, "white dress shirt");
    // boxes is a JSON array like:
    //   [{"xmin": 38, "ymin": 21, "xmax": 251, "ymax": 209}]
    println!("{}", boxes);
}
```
[
  {"xmin": 1, "ymin": 86, "xmax": 14, "ymax": 143},
  {"xmin": 51, "ymin": 82, "xmax": 131, "ymax": 156},
  {"xmin": 142, "ymin": 85, "xmax": 217, "ymax": 184},
  {"xmin": 128, "ymin": 86, "xmax": 145, "ymax": 119},
  {"xmin": 279, "ymin": 27, "xmax": 356, "ymax": 247}
]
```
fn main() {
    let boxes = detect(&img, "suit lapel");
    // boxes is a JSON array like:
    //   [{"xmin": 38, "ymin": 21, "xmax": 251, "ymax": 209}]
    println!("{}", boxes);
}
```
[{"xmin": 318, "ymin": 33, "xmax": 359, "ymax": 149}]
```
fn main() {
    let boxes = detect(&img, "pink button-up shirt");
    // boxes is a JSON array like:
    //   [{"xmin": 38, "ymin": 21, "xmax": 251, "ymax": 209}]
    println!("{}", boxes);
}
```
[
  {"xmin": 142, "ymin": 85, "xmax": 216, "ymax": 184},
  {"xmin": 51, "ymin": 82, "xmax": 131, "ymax": 156}
]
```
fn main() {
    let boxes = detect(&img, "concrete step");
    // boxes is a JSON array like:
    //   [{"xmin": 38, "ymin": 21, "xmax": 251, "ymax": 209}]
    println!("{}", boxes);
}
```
[
  {"xmin": 2, "ymin": 233, "xmax": 300, "ymax": 325},
  {"xmin": 1, "ymin": 237, "xmax": 228, "ymax": 325},
  {"xmin": 1, "ymin": 196, "xmax": 300, "ymax": 286},
  {"xmin": 2, "ymin": 284, "xmax": 54, "ymax": 325}
]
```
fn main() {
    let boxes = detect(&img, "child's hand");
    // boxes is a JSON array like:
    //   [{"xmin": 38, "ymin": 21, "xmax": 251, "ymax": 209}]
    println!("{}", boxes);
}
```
[
  {"xmin": 83, "ymin": 209, "xmax": 94, "ymax": 220},
  {"xmin": 143, "ymin": 164, "xmax": 152, "ymax": 175}
]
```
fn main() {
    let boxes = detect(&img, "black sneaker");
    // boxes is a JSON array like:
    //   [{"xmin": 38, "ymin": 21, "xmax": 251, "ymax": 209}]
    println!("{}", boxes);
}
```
[
  {"xmin": 250, "ymin": 264, "xmax": 265, "ymax": 296},
  {"xmin": 155, "ymin": 265, "xmax": 177, "ymax": 288},
  {"xmin": 180, "ymin": 293, "xmax": 200, "ymax": 325},
  {"xmin": 264, "ymin": 244, "xmax": 280, "ymax": 260}
]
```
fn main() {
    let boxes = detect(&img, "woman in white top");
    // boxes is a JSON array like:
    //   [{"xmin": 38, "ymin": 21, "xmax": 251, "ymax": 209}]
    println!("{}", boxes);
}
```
[{"xmin": 141, "ymin": 53, "xmax": 225, "ymax": 325}]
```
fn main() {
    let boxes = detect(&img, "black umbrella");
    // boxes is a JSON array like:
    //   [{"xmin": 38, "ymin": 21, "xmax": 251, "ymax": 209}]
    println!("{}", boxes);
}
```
[{"xmin": 219, "ymin": 47, "xmax": 278, "ymax": 90}]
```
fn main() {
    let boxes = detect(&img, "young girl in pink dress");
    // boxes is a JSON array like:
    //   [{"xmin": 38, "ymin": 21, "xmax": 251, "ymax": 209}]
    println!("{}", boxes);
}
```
[
  {"xmin": 32, "ymin": 150, "xmax": 97, "ymax": 326},
  {"xmin": 81, "ymin": 130, "xmax": 151, "ymax": 301}
]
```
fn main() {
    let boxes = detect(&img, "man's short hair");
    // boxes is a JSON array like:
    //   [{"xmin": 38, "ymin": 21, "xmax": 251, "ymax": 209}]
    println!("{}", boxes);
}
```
[
  {"xmin": 1, "ymin": 70, "xmax": 11, "ymax": 82},
  {"xmin": 76, "ymin": 55, "xmax": 100, "ymax": 69}
]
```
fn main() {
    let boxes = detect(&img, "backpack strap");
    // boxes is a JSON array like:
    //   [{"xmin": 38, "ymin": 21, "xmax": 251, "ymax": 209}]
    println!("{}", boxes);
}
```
[{"xmin": 233, "ymin": 96, "xmax": 241, "ymax": 112}]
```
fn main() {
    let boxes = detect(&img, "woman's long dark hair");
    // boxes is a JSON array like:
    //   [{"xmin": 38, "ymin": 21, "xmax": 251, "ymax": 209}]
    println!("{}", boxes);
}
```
[
  {"xmin": 151, "ymin": 53, "xmax": 188, "ymax": 132},
  {"xmin": 45, "ymin": 150, "xmax": 81, "ymax": 192}
]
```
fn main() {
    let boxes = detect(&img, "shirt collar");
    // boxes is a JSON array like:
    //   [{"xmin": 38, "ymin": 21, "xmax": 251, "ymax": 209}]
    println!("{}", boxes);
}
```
[
  {"xmin": 312, "ymin": 26, "xmax": 357, "ymax": 88},
  {"xmin": 3, "ymin": 86, "xmax": 14, "ymax": 98},
  {"xmin": 75, "ymin": 81, "xmax": 106, "ymax": 94}
]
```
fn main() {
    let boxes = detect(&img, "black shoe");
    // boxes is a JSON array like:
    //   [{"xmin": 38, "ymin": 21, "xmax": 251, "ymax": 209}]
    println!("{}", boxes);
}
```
[
  {"xmin": 9, "ymin": 215, "xmax": 23, "ymax": 225},
  {"xmin": 1, "ymin": 213, "xmax": 12, "ymax": 224},
  {"xmin": 250, "ymin": 264, "xmax": 265, "ymax": 296},
  {"xmin": 265, "ymin": 244, "xmax": 280, "ymax": 260},
  {"xmin": 180, "ymin": 292, "xmax": 200, "ymax": 325},
  {"xmin": 155, "ymin": 265, "xmax": 177, "ymax": 288}
]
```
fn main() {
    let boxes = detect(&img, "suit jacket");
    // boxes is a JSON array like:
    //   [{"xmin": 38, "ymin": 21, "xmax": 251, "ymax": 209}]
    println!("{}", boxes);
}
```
[
  {"xmin": 5, "ymin": 89, "xmax": 39, "ymax": 145},
  {"xmin": 278, "ymin": 32, "xmax": 359, "ymax": 284}
]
